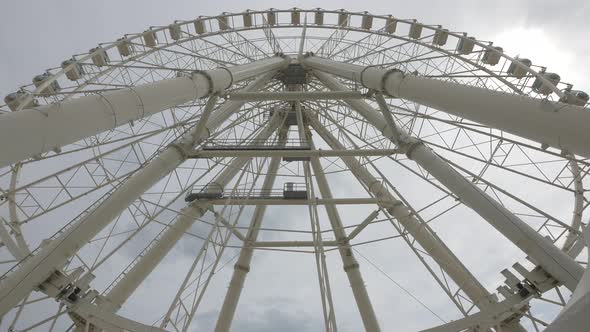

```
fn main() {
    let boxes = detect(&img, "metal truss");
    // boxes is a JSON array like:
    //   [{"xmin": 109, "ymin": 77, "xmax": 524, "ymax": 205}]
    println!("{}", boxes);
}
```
[{"xmin": 0, "ymin": 7, "xmax": 588, "ymax": 332}]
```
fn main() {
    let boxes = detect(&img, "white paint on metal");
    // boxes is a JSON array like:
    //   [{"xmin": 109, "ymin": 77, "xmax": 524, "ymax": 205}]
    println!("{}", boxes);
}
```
[
  {"xmin": 0, "ymin": 56, "xmax": 289, "ymax": 168},
  {"xmin": 303, "ymin": 55, "xmax": 590, "ymax": 159}
]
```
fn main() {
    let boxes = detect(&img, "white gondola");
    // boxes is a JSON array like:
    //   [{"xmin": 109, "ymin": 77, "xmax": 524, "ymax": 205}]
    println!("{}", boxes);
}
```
[
  {"xmin": 243, "ymin": 11, "xmax": 252, "ymax": 27},
  {"xmin": 562, "ymin": 90, "xmax": 589, "ymax": 106},
  {"xmin": 314, "ymin": 9, "xmax": 324, "ymax": 25},
  {"xmin": 385, "ymin": 16, "xmax": 397, "ymax": 34},
  {"xmin": 338, "ymin": 10, "xmax": 349, "ymax": 27},
  {"xmin": 361, "ymin": 12, "xmax": 373, "ymax": 30},
  {"xmin": 116, "ymin": 37, "xmax": 133, "ymax": 57},
  {"xmin": 61, "ymin": 59, "xmax": 85, "ymax": 81},
  {"xmin": 291, "ymin": 9, "xmax": 300, "ymax": 25},
  {"xmin": 33, "ymin": 73, "xmax": 61, "ymax": 95},
  {"xmin": 532, "ymin": 72, "xmax": 560, "ymax": 95},
  {"xmin": 432, "ymin": 27, "xmax": 448, "ymax": 46},
  {"xmin": 194, "ymin": 19, "xmax": 206, "ymax": 34},
  {"xmin": 507, "ymin": 58, "xmax": 532, "ymax": 79},
  {"xmin": 482, "ymin": 46, "xmax": 503, "ymax": 66},
  {"xmin": 456, "ymin": 35, "xmax": 476, "ymax": 54},
  {"xmin": 143, "ymin": 30, "xmax": 158, "ymax": 47},
  {"xmin": 217, "ymin": 14, "xmax": 229, "ymax": 30},
  {"xmin": 409, "ymin": 20, "xmax": 422, "ymax": 39},
  {"xmin": 4, "ymin": 91, "xmax": 37, "ymax": 111},
  {"xmin": 267, "ymin": 9, "xmax": 276, "ymax": 25},
  {"xmin": 89, "ymin": 47, "xmax": 109, "ymax": 67},
  {"xmin": 169, "ymin": 24, "xmax": 182, "ymax": 41}
]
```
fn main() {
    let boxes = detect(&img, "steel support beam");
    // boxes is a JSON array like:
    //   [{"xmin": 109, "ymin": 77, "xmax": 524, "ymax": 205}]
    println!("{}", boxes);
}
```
[
  {"xmin": 0, "ymin": 70, "xmax": 285, "ymax": 316},
  {"xmin": 214, "ymin": 130, "xmax": 287, "ymax": 332},
  {"xmin": 226, "ymin": 90, "xmax": 364, "ymax": 101},
  {"xmin": 100, "ymin": 111, "xmax": 285, "ymax": 312},
  {"xmin": 203, "ymin": 198, "xmax": 380, "ymax": 205},
  {"xmin": 310, "ymin": 69, "xmax": 583, "ymax": 293},
  {"xmin": 251, "ymin": 240, "xmax": 339, "ymax": 248},
  {"xmin": 307, "ymin": 112, "xmax": 498, "ymax": 312},
  {"xmin": 0, "ymin": 56, "xmax": 289, "ymax": 168},
  {"xmin": 188, "ymin": 148, "xmax": 400, "ymax": 158},
  {"xmin": 308, "ymin": 139, "xmax": 381, "ymax": 332},
  {"xmin": 302, "ymin": 55, "xmax": 590, "ymax": 158},
  {"xmin": 545, "ymin": 225, "xmax": 590, "ymax": 332}
]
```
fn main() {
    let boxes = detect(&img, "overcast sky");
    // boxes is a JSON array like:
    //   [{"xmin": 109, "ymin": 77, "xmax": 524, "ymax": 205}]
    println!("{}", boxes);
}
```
[{"xmin": 0, "ymin": 1, "xmax": 588, "ymax": 331}]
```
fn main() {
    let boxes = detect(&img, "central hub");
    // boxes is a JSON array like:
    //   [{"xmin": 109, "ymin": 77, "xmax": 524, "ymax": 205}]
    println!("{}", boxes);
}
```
[{"xmin": 276, "ymin": 63, "xmax": 309, "ymax": 86}]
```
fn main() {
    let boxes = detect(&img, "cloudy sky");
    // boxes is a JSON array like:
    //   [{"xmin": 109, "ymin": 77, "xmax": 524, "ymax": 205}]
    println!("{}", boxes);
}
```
[{"xmin": 0, "ymin": 1, "xmax": 589, "ymax": 331}]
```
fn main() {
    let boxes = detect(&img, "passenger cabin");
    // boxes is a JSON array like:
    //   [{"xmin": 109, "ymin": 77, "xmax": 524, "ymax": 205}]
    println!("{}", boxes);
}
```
[
  {"xmin": 90, "ymin": 47, "xmax": 109, "ymax": 67},
  {"xmin": 143, "ymin": 29, "xmax": 158, "ymax": 47},
  {"xmin": 169, "ymin": 24, "xmax": 182, "ymax": 41},
  {"xmin": 385, "ymin": 16, "xmax": 397, "ymax": 34},
  {"xmin": 338, "ymin": 10, "xmax": 349, "ymax": 27},
  {"xmin": 408, "ymin": 20, "xmax": 422, "ymax": 39},
  {"xmin": 482, "ymin": 46, "xmax": 503, "ymax": 66},
  {"xmin": 194, "ymin": 19, "xmax": 206, "ymax": 34},
  {"xmin": 432, "ymin": 28, "xmax": 448, "ymax": 46},
  {"xmin": 33, "ymin": 73, "xmax": 61, "ymax": 95},
  {"xmin": 243, "ymin": 11, "xmax": 252, "ymax": 27},
  {"xmin": 291, "ymin": 9, "xmax": 301, "ymax": 25},
  {"xmin": 314, "ymin": 10, "xmax": 324, "ymax": 25},
  {"xmin": 61, "ymin": 59, "xmax": 85, "ymax": 81},
  {"xmin": 4, "ymin": 91, "xmax": 37, "ymax": 112},
  {"xmin": 562, "ymin": 90, "xmax": 589, "ymax": 106},
  {"xmin": 116, "ymin": 38, "xmax": 133, "ymax": 57},
  {"xmin": 532, "ymin": 72, "xmax": 560, "ymax": 95},
  {"xmin": 361, "ymin": 12, "xmax": 373, "ymax": 30},
  {"xmin": 456, "ymin": 36, "xmax": 475, "ymax": 55},
  {"xmin": 267, "ymin": 9, "xmax": 276, "ymax": 25},
  {"xmin": 507, "ymin": 58, "xmax": 532, "ymax": 79},
  {"xmin": 217, "ymin": 14, "xmax": 229, "ymax": 30}
]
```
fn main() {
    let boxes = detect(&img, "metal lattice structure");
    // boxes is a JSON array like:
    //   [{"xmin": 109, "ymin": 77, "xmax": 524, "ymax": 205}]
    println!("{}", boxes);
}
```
[{"xmin": 0, "ymin": 8, "xmax": 589, "ymax": 332}]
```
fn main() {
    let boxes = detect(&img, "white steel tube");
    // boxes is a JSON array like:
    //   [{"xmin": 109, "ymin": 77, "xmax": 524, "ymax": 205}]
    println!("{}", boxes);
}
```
[
  {"xmin": 302, "ymin": 55, "xmax": 590, "ymax": 159},
  {"xmin": 0, "ymin": 70, "xmax": 284, "ymax": 316},
  {"xmin": 104, "ymin": 204, "xmax": 205, "ymax": 311},
  {"xmin": 227, "ymin": 90, "xmax": 364, "ymax": 101},
  {"xmin": 205, "ymin": 198, "xmax": 380, "ymax": 205},
  {"xmin": 307, "ymin": 113, "xmax": 497, "ymax": 311},
  {"xmin": 309, "ymin": 152, "xmax": 381, "ymax": 332},
  {"xmin": 214, "ymin": 131, "xmax": 287, "ymax": 332},
  {"xmin": 0, "ymin": 56, "xmax": 289, "ymax": 168},
  {"xmin": 311, "ymin": 70, "xmax": 584, "ymax": 292},
  {"xmin": 190, "ymin": 149, "xmax": 400, "ymax": 158},
  {"xmin": 103, "ymin": 110, "xmax": 286, "ymax": 311}
]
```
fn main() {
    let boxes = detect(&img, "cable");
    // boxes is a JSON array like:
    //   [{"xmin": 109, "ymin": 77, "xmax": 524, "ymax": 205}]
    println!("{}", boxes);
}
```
[{"xmin": 352, "ymin": 248, "xmax": 447, "ymax": 323}]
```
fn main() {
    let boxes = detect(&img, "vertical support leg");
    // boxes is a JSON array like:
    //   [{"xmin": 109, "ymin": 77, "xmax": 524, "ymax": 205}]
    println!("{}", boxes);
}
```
[
  {"xmin": 306, "ymin": 125, "xmax": 381, "ymax": 331},
  {"xmin": 312, "ymin": 70, "xmax": 583, "ymax": 292},
  {"xmin": 0, "ymin": 71, "xmax": 279, "ymax": 316},
  {"xmin": 298, "ymin": 101, "xmax": 338, "ymax": 332},
  {"xmin": 214, "ymin": 128, "xmax": 288, "ymax": 332},
  {"xmin": 308, "ymin": 112, "xmax": 528, "ymax": 331},
  {"xmin": 102, "ymin": 111, "xmax": 286, "ymax": 312}
]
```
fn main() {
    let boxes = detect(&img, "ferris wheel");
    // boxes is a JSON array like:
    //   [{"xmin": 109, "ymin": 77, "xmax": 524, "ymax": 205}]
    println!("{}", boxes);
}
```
[{"xmin": 0, "ymin": 7, "xmax": 589, "ymax": 332}]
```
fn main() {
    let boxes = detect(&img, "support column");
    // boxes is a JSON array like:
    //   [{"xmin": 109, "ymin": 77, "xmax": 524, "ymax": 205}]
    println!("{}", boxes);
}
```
[
  {"xmin": 308, "ymin": 113, "xmax": 528, "ymax": 332},
  {"xmin": 214, "ymin": 129, "xmax": 287, "ymax": 332},
  {"xmin": 310, "ymin": 70, "xmax": 583, "ymax": 292},
  {"xmin": 101, "ymin": 111, "xmax": 286, "ymax": 311},
  {"xmin": 0, "ymin": 56, "xmax": 289, "ymax": 168},
  {"xmin": 307, "ymin": 133, "xmax": 381, "ymax": 332},
  {"xmin": 307, "ymin": 113, "xmax": 494, "ymax": 307},
  {"xmin": 0, "ymin": 69, "xmax": 285, "ymax": 316},
  {"xmin": 302, "ymin": 55, "xmax": 590, "ymax": 158}
]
